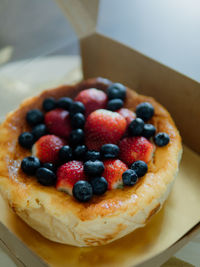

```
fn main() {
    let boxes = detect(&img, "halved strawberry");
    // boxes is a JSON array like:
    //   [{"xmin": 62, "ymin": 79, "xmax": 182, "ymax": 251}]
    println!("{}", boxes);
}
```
[
  {"xmin": 117, "ymin": 108, "xmax": 136, "ymax": 126},
  {"xmin": 32, "ymin": 135, "xmax": 65, "ymax": 163},
  {"xmin": 56, "ymin": 161, "xmax": 86, "ymax": 195},
  {"xmin": 45, "ymin": 108, "xmax": 72, "ymax": 139},
  {"xmin": 119, "ymin": 136, "xmax": 154, "ymax": 166},
  {"xmin": 102, "ymin": 159, "xmax": 128, "ymax": 190},
  {"xmin": 75, "ymin": 88, "xmax": 107, "ymax": 117},
  {"xmin": 85, "ymin": 109, "xmax": 126, "ymax": 151}
]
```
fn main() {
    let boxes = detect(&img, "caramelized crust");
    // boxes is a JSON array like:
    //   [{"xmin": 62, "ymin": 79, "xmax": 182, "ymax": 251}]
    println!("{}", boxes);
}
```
[{"xmin": 0, "ymin": 78, "xmax": 182, "ymax": 246}]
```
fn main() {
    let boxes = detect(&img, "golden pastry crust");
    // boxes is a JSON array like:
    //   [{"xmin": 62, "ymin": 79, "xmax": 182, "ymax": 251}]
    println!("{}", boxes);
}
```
[{"xmin": 0, "ymin": 78, "xmax": 182, "ymax": 247}]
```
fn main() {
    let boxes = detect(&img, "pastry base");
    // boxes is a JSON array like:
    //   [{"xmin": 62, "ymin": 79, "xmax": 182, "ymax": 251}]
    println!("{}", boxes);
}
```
[{"xmin": 0, "ymin": 77, "xmax": 182, "ymax": 247}]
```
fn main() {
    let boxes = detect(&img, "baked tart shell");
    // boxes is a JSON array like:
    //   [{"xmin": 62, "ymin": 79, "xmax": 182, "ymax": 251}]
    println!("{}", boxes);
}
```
[{"xmin": 0, "ymin": 78, "xmax": 182, "ymax": 247}]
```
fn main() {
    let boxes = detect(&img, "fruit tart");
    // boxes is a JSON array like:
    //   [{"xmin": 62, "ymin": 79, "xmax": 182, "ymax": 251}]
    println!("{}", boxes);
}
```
[{"xmin": 0, "ymin": 77, "xmax": 182, "ymax": 247}]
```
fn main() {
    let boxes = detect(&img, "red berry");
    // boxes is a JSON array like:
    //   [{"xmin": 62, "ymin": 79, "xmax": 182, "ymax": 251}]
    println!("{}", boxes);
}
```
[
  {"xmin": 75, "ymin": 88, "xmax": 107, "ymax": 117},
  {"xmin": 117, "ymin": 108, "xmax": 136, "ymax": 126},
  {"xmin": 45, "ymin": 108, "xmax": 72, "ymax": 139},
  {"xmin": 33, "ymin": 135, "xmax": 65, "ymax": 163},
  {"xmin": 56, "ymin": 161, "xmax": 86, "ymax": 195},
  {"xmin": 103, "ymin": 159, "xmax": 128, "ymax": 190},
  {"xmin": 119, "ymin": 136, "xmax": 154, "ymax": 166},
  {"xmin": 85, "ymin": 109, "xmax": 126, "ymax": 151}
]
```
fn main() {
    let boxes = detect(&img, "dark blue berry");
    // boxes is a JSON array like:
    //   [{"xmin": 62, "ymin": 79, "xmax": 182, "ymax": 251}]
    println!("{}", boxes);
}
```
[
  {"xmin": 26, "ymin": 109, "xmax": 44, "ymax": 126},
  {"xmin": 43, "ymin": 163, "xmax": 56, "ymax": 172},
  {"xmin": 129, "ymin": 118, "xmax": 144, "ymax": 136},
  {"xmin": 32, "ymin": 124, "xmax": 47, "ymax": 140},
  {"xmin": 36, "ymin": 167, "xmax": 57, "ymax": 186},
  {"xmin": 90, "ymin": 177, "xmax": 108, "ymax": 195},
  {"xmin": 57, "ymin": 97, "xmax": 73, "ymax": 110},
  {"xmin": 154, "ymin": 132, "xmax": 170, "ymax": 147},
  {"xmin": 42, "ymin": 98, "xmax": 56, "ymax": 111},
  {"xmin": 122, "ymin": 169, "xmax": 138, "ymax": 186},
  {"xmin": 131, "ymin": 160, "xmax": 148, "ymax": 177},
  {"xmin": 84, "ymin": 160, "xmax": 104, "ymax": 177},
  {"xmin": 85, "ymin": 151, "xmax": 101, "ymax": 161},
  {"xmin": 71, "ymin": 113, "xmax": 85, "ymax": 128},
  {"xmin": 18, "ymin": 132, "xmax": 34, "ymax": 149},
  {"xmin": 107, "ymin": 83, "xmax": 126, "ymax": 100},
  {"xmin": 74, "ymin": 145, "xmax": 87, "ymax": 160},
  {"xmin": 21, "ymin": 156, "xmax": 41, "ymax": 175},
  {"xmin": 142, "ymin": 124, "xmax": 156, "ymax": 138},
  {"xmin": 69, "ymin": 129, "xmax": 84, "ymax": 146},
  {"xmin": 136, "ymin": 102, "xmax": 154, "ymax": 121},
  {"xmin": 59, "ymin": 145, "xmax": 73, "ymax": 162},
  {"xmin": 73, "ymin": 180, "xmax": 93, "ymax": 202},
  {"xmin": 69, "ymin": 101, "xmax": 85, "ymax": 115},
  {"xmin": 107, "ymin": 99, "xmax": 124, "ymax": 111},
  {"xmin": 100, "ymin": 144, "xmax": 119, "ymax": 159}
]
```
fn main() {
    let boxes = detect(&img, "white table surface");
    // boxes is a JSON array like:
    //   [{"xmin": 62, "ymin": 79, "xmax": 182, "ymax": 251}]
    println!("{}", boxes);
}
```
[{"xmin": 0, "ymin": 56, "xmax": 199, "ymax": 267}]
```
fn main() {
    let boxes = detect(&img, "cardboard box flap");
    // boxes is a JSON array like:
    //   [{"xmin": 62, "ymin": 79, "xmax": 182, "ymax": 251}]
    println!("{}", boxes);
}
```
[{"xmin": 56, "ymin": 0, "xmax": 99, "ymax": 38}]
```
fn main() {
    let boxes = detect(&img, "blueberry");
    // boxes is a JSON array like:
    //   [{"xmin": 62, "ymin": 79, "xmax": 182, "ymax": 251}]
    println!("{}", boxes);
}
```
[
  {"xmin": 73, "ymin": 180, "xmax": 93, "ymax": 202},
  {"xmin": 131, "ymin": 160, "xmax": 148, "ymax": 177},
  {"xmin": 42, "ymin": 97, "xmax": 56, "ymax": 111},
  {"xmin": 59, "ymin": 145, "xmax": 73, "ymax": 162},
  {"xmin": 32, "ymin": 124, "xmax": 47, "ymax": 140},
  {"xmin": 85, "ymin": 151, "xmax": 101, "ymax": 161},
  {"xmin": 26, "ymin": 109, "xmax": 44, "ymax": 126},
  {"xmin": 74, "ymin": 145, "xmax": 87, "ymax": 160},
  {"xmin": 107, "ymin": 83, "xmax": 126, "ymax": 100},
  {"xmin": 71, "ymin": 113, "xmax": 85, "ymax": 128},
  {"xmin": 122, "ymin": 169, "xmax": 138, "ymax": 186},
  {"xmin": 43, "ymin": 163, "xmax": 56, "ymax": 172},
  {"xmin": 136, "ymin": 102, "xmax": 154, "ymax": 121},
  {"xmin": 57, "ymin": 97, "xmax": 73, "ymax": 110},
  {"xmin": 18, "ymin": 132, "xmax": 34, "ymax": 149},
  {"xmin": 90, "ymin": 177, "xmax": 108, "ymax": 195},
  {"xmin": 69, "ymin": 129, "xmax": 84, "ymax": 146},
  {"xmin": 36, "ymin": 167, "xmax": 57, "ymax": 186},
  {"xmin": 69, "ymin": 101, "xmax": 85, "ymax": 115},
  {"xmin": 21, "ymin": 156, "xmax": 41, "ymax": 175},
  {"xmin": 107, "ymin": 99, "xmax": 124, "ymax": 111},
  {"xmin": 142, "ymin": 124, "xmax": 156, "ymax": 138},
  {"xmin": 84, "ymin": 160, "xmax": 104, "ymax": 177},
  {"xmin": 129, "ymin": 118, "xmax": 144, "ymax": 136},
  {"xmin": 100, "ymin": 144, "xmax": 119, "ymax": 159},
  {"xmin": 154, "ymin": 132, "xmax": 170, "ymax": 147}
]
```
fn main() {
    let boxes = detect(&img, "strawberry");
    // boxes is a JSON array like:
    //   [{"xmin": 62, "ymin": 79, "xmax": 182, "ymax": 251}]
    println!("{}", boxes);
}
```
[
  {"xmin": 45, "ymin": 108, "xmax": 72, "ymax": 139},
  {"xmin": 85, "ymin": 109, "xmax": 126, "ymax": 151},
  {"xmin": 56, "ymin": 161, "xmax": 86, "ymax": 195},
  {"xmin": 117, "ymin": 108, "xmax": 136, "ymax": 126},
  {"xmin": 75, "ymin": 88, "xmax": 107, "ymax": 117},
  {"xmin": 119, "ymin": 136, "xmax": 154, "ymax": 166},
  {"xmin": 102, "ymin": 159, "xmax": 128, "ymax": 190},
  {"xmin": 32, "ymin": 135, "xmax": 65, "ymax": 163}
]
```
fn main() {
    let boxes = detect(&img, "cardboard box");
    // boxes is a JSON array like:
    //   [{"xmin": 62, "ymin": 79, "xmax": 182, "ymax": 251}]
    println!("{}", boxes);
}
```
[{"xmin": 0, "ymin": 0, "xmax": 200, "ymax": 266}]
